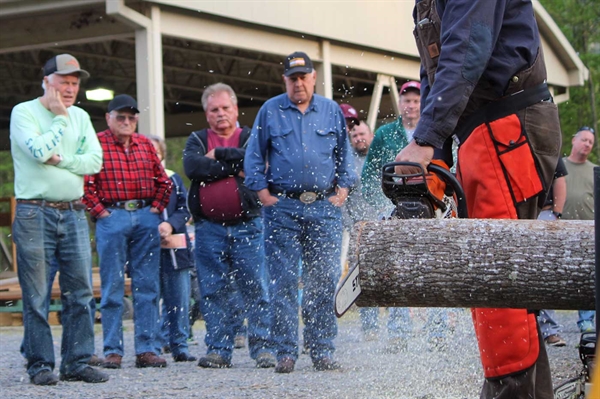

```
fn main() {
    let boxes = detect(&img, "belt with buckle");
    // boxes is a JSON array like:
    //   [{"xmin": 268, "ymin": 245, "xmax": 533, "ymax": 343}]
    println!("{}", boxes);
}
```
[
  {"xmin": 16, "ymin": 199, "xmax": 86, "ymax": 211},
  {"xmin": 105, "ymin": 199, "xmax": 152, "ymax": 211},
  {"xmin": 269, "ymin": 187, "xmax": 334, "ymax": 204}
]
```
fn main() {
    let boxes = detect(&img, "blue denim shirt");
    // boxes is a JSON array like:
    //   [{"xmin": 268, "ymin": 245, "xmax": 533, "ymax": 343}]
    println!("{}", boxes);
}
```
[
  {"xmin": 413, "ymin": 0, "xmax": 541, "ymax": 149},
  {"xmin": 244, "ymin": 93, "xmax": 356, "ymax": 192}
]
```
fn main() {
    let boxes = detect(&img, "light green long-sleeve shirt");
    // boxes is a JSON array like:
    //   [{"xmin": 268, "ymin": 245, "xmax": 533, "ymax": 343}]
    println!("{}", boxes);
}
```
[
  {"xmin": 361, "ymin": 117, "xmax": 409, "ymax": 211},
  {"xmin": 10, "ymin": 98, "xmax": 102, "ymax": 201}
]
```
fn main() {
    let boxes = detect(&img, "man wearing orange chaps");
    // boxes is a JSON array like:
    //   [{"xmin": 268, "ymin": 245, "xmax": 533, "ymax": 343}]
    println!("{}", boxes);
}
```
[{"xmin": 396, "ymin": 1, "xmax": 561, "ymax": 398}]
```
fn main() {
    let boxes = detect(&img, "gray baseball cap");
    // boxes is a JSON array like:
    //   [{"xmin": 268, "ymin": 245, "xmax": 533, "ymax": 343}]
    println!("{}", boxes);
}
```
[{"xmin": 43, "ymin": 54, "xmax": 90, "ymax": 78}]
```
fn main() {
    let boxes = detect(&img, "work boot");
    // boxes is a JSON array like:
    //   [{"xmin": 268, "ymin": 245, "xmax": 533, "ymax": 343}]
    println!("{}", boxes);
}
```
[
  {"xmin": 274, "ymin": 357, "xmax": 295, "ymax": 374},
  {"xmin": 256, "ymin": 352, "xmax": 276, "ymax": 368},
  {"xmin": 545, "ymin": 334, "xmax": 567, "ymax": 347},
  {"xmin": 135, "ymin": 352, "xmax": 167, "ymax": 368},
  {"xmin": 31, "ymin": 370, "xmax": 59, "ymax": 386},
  {"xmin": 197, "ymin": 353, "xmax": 232, "ymax": 368},
  {"xmin": 101, "ymin": 354, "xmax": 122, "ymax": 369},
  {"xmin": 60, "ymin": 366, "xmax": 109, "ymax": 383},
  {"xmin": 88, "ymin": 354, "xmax": 104, "ymax": 366},
  {"xmin": 313, "ymin": 357, "xmax": 342, "ymax": 371}
]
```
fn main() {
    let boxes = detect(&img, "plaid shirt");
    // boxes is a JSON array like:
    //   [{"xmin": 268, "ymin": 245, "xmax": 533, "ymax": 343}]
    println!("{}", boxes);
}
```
[{"xmin": 83, "ymin": 129, "xmax": 172, "ymax": 217}]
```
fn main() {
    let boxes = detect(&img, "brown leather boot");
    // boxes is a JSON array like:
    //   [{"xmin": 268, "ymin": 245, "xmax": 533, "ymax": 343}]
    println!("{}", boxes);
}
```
[
  {"xmin": 101, "ymin": 354, "xmax": 122, "ymax": 369},
  {"xmin": 135, "ymin": 352, "xmax": 167, "ymax": 368}
]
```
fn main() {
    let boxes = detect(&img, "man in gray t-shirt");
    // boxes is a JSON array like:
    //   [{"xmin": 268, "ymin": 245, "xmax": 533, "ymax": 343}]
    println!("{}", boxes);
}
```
[{"xmin": 563, "ymin": 126, "xmax": 596, "ymax": 332}]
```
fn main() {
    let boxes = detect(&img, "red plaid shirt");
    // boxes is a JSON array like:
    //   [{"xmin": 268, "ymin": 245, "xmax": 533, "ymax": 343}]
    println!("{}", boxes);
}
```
[{"xmin": 83, "ymin": 129, "xmax": 172, "ymax": 217}]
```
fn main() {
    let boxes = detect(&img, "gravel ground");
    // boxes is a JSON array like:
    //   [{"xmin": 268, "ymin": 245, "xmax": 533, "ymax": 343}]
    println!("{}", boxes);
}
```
[{"xmin": 0, "ymin": 309, "xmax": 583, "ymax": 399}]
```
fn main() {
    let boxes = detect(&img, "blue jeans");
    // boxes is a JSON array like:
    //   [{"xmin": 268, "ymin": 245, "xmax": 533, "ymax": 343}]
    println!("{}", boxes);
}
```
[
  {"xmin": 264, "ymin": 197, "xmax": 342, "ymax": 361},
  {"xmin": 195, "ymin": 217, "xmax": 272, "ymax": 362},
  {"xmin": 578, "ymin": 310, "xmax": 595, "ymax": 332},
  {"xmin": 19, "ymin": 258, "xmax": 97, "ymax": 357},
  {"xmin": 359, "ymin": 307, "xmax": 412, "ymax": 338},
  {"xmin": 157, "ymin": 260, "xmax": 191, "ymax": 356},
  {"xmin": 538, "ymin": 310, "xmax": 562, "ymax": 338},
  {"xmin": 230, "ymin": 281, "xmax": 247, "ymax": 337},
  {"xmin": 13, "ymin": 203, "xmax": 94, "ymax": 377},
  {"xmin": 95, "ymin": 207, "xmax": 161, "ymax": 356}
]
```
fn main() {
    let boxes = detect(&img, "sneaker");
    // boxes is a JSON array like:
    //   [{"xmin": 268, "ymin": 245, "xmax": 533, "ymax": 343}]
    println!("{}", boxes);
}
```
[
  {"xmin": 234, "ymin": 335, "xmax": 246, "ymax": 349},
  {"xmin": 60, "ymin": 366, "xmax": 109, "ymax": 383},
  {"xmin": 135, "ymin": 352, "xmax": 167, "ymax": 368},
  {"xmin": 384, "ymin": 337, "xmax": 407, "ymax": 353},
  {"xmin": 313, "ymin": 357, "xmax": 342, "ymax": 371},
  {"xmin": 31, "ymin": 370, "xmax": 59, "ymax": 386},
  {"xmin": 274, "ymin": 357, "xmax": 295, "ymax": 374},
  {"xmin": 197, "ymin": 353, "xmax": 232, "ymax": 368},
  {"xmin": 256, "ymin": 352, "xmax": 276, "ymax": 368},
  {"xmin": 545, "ymin": 334, "xmax": 567, "ymax": 347}
]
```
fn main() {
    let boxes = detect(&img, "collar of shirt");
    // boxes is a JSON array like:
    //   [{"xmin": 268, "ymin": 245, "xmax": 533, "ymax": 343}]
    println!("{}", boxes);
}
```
[
  {"xmin": 107, "ymin": 129, "xmax": 140, "ymax": 147},
  {"xmin": 279, "ymin": 94, "xmax": 319, "ymax": 113}
]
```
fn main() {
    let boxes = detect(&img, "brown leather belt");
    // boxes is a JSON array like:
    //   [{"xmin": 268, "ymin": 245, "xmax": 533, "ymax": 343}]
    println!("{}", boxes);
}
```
[
  {"xmin": 104, "ymin": 199, "xmax": 152, "ymax": 211},
  {"xmin": 16, "ymin": 199, "xmax": 86, "ymax": 211}
]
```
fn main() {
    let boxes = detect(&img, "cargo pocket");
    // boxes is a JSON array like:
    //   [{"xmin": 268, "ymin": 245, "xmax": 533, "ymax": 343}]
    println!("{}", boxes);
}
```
[{"xmin": 487, "ymin": 114, "xmax": 543, "ymax": 204}]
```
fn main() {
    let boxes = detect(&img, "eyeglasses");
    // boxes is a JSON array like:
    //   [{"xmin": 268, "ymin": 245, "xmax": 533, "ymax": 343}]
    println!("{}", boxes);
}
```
[
  {"xmin": 114, "ymin": 114, "xmax": 138, "ymax": 123},
  {"xmin": 578, "ymin": 126, "xmax": 596, "ymax": 134}
]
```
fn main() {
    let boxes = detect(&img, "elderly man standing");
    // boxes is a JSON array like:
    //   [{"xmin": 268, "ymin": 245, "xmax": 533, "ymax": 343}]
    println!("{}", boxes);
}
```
[
  {"xmin": 183, "ymin": 83, "xmax": 275, "ymax": 369},
  {"xmin": 83, "ymin": 94, "xmax": 172, "ymax": 369},
  {"xmin": 245, "ymin": 51, "xmax": 356, "ymax": 373},
  {"xmin": 10, "ymin": 54, "xmax": 108, "ymax": 385}
]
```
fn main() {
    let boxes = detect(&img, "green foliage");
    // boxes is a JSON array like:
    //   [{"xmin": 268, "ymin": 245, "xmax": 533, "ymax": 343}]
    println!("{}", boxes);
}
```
[
  {"xmin": 0, "ymin": 151, "xmax": 14, "ymax": 199},
  {"xmin": 539, "ymin": 0, "xmax": 600, "ymax": 162}
]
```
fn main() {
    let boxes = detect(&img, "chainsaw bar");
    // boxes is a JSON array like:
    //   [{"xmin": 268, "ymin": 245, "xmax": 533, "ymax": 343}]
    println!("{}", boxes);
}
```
[
  {"xmin": 334, "ymin": 161, "xmax": 468, "ymax": 318},
  {"xmin": 334, "ymin": 261, "xmax": 361, "ymax": 317}
]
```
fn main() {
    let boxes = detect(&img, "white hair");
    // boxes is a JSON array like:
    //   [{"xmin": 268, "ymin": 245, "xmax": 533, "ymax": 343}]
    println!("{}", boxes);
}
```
[{"xmin": 41, "ymin": 73, "xmax": 57, "ymax": 91}]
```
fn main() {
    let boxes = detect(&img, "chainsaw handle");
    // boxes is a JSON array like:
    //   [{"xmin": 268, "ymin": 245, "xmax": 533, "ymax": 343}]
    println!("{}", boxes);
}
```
[
  {"xmin": 381, "ymin": 161, "xmax": 469, "ymax": 219},
  {"xmin": 427, "ymin": 163, "xmax": 468, "ymax": 219}
]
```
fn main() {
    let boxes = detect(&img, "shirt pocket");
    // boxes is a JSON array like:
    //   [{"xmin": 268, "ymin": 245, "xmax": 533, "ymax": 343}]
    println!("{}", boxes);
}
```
[
  {"xmin": 269, "ymin": 122, "xmax": 294, "ymax": 154},
  {"xmin": 315, "ymin": 128, "xmax": 337, "ymax": 155}
]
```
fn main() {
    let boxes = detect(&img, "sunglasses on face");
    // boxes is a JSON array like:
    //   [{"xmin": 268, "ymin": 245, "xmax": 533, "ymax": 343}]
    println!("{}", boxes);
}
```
[{"xmin": 114, "ymin": 114, "xmax": 138, "ymax": 123}]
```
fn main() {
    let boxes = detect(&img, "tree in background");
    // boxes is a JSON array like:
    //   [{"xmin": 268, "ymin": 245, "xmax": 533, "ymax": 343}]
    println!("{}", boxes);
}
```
[{"xmin": 540, "ymin": 0, "xmax": 600, "ymax": 162}]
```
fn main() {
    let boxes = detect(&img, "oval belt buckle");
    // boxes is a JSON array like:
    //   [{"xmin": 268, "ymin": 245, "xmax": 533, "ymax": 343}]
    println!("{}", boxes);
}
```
[
  {"xmin": 125, "ymin": 200, "xmax": 138, "ymax": 211},
  {"xmin": 299, "ymin": 192, "xmax": 317, "ymax": 204}
]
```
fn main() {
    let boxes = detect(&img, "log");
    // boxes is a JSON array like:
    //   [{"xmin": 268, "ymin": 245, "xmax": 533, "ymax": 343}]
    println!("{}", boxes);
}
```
[{"xmin": 351, "ymin": 219, "xmax": 595, "ymax": 310}]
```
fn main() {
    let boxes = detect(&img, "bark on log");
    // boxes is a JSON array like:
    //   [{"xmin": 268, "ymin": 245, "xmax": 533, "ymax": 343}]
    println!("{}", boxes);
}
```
[{"xmin": 351, "ymin": 219, "xmax": 595, "ymax": 310}]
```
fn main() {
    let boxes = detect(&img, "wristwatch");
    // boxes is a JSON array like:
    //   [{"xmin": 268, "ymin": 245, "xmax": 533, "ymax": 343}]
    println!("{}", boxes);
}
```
[
  {"xmin": 552, "ymin": 211, "xmax": 562, "ymax": 219},
  {"xmin": 414, "ymin": 137, "xmax": 433, "ymax": 147}
]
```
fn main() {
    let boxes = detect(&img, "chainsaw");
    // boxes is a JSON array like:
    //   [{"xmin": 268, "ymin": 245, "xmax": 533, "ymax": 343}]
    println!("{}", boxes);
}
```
[{"xmin": 334, "ymin": 161, "xmax": 468, "ymax": 317}]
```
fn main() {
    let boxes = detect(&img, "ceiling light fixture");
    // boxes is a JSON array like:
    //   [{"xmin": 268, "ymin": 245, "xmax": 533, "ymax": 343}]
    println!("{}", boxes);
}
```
[{"xmin": 86, "ymin": 88, "xmax": 114, "ymax": 101}]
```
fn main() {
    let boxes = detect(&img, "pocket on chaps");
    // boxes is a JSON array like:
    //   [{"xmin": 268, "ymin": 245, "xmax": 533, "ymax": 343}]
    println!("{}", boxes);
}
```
[
  {"xmin": 487, "ymin": 114, "xmax": 544, "ymax": 204},
  {"xmin": 457, "ymin": 114, "xmax": 544, "ymax": 219}
]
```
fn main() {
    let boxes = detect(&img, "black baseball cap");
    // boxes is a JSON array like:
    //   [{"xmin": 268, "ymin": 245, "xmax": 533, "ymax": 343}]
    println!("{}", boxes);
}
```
[
  {"xmin": 107, "ymin": 94, "xmax": 140, "ymax": 113},
  {"xmin": 283, "ymin": 51, "xmax": 314, "ymax": 76}
]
